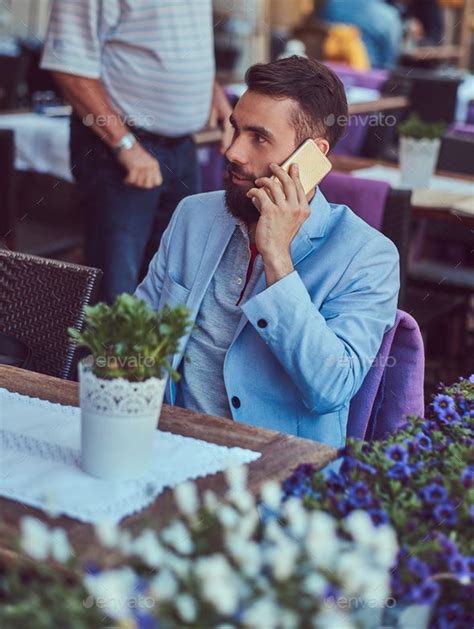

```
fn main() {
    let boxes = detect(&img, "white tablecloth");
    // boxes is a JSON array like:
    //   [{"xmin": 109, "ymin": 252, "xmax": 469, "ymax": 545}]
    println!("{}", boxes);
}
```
[
  {"xmin": 0, "ymin": 388, "xmax": 260, "ymax": 523},
  {"xmin": 353, "ymin": 165, "xmax": 474, "ymax": 216},
  {"xmin": 0, "ymin": 113, "xmax": 72, "ymax": 182}
]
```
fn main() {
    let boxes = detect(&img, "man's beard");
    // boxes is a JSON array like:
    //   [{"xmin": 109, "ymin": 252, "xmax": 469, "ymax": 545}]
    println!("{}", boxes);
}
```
[{"xmin": 224, "ymin": 163, "xmax": 261, "ymax": 224}]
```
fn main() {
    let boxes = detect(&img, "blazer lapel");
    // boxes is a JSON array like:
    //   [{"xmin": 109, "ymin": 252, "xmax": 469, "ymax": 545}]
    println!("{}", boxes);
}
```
[{"xmin": 231, "ymin": 188, "xmax": 332, "ymax": 342}]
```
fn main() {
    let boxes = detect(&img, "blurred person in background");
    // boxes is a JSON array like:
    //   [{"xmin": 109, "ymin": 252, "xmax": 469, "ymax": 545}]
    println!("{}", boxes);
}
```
[
  {"xmin": 317, "ymin": 0, "xmax": 404, "ymax": 68},
  {"xmin": 389, "ymin": 0, "xmax": 444, "ymax": 45},
  {"xmin": 41, "ymin": 0, "xmax": 232, "ymax": 304}
]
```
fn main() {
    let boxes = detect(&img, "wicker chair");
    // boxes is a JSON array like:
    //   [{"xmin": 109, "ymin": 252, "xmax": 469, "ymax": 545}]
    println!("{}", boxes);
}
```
[{"xmin": 0, "ymin": 249, "xmax": 102, "ymax": 380}]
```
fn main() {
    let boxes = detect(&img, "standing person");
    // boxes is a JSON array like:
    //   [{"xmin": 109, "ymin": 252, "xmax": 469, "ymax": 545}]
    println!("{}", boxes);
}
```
[
  {"xmin": 318, "ymin": 0, "xmax": 403, "ymax": 69},
  {"xmin": 41, "ymin": 0, "xmax": 232, "ymax": 303}
]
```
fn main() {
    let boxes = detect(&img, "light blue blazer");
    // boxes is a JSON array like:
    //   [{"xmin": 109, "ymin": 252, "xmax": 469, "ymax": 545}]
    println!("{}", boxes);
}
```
[{"xmin": 135, "ymin": 188, "xmax": 399, "ymax": 449}]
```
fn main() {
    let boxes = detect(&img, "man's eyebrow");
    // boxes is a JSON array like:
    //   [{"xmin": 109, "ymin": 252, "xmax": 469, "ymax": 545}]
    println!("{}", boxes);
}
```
[{"xmin": 229, "ymin": 114, "xmax": 275, "ymax": 142}]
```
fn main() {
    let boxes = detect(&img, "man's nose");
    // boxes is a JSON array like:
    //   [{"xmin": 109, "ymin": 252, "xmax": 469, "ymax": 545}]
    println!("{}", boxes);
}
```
[{"xmin": 225, "ymin": 136, "xmax": 247, "ymax": 166}]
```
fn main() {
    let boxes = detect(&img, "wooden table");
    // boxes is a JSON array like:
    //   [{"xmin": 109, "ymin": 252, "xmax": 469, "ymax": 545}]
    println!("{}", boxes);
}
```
[
  {"xmin": 0, "ymin": 365, "xmax": 336, "ymax": 558},
  {"xmin": 330, "ymin": 155, "xmax": 474, "ymax": 230}
]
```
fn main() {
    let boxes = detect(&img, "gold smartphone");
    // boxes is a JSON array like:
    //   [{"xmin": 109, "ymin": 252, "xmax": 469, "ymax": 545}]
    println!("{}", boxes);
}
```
[{"xmin": 272, "ymin": 138, "xmax": 332, "ymax": 195}]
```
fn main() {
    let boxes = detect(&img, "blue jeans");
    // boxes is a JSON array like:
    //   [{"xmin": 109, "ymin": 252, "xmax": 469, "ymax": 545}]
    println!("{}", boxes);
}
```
[
  {"xmin": 70, "ymin": 115, "xmax": 200, "ymax": 304},
  {"xmin": 320, "ymin": 0, "xmax": 403, "ymax": 69}
]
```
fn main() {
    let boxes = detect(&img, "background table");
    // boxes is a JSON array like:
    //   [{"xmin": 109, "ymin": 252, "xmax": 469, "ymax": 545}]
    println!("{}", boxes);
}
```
[
  {"xmin": 0, "ymin": 365, "xmax": 336, "ymax": 559},
  {"xmin": 330, "ymin": 155, "xmax": 474, "ymax": 229}
]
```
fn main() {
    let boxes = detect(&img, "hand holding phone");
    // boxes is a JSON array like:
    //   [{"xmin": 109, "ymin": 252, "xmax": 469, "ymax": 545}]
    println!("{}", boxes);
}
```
[{"xmin": 271, "ymin": 138, "xmax": 332, "ymax": 195}]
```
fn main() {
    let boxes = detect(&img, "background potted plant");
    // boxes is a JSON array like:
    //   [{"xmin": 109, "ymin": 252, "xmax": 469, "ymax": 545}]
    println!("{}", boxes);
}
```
[
  {"xmin": 398, "ymin": 113, "xmax": 446, "ymax": 189},
  {"xmin": 69, "ymin": 294, "xmax": 192, "ymax": 481}
]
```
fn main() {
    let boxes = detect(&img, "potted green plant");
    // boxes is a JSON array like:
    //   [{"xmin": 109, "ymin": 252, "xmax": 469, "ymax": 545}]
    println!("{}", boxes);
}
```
[
  {"xmin": 398, "ymin": 113, "xmax": 446, "ymax": 189},
  {"xmin": 69, "ymin": 294, "xmax": 192, "ymax": 481}
]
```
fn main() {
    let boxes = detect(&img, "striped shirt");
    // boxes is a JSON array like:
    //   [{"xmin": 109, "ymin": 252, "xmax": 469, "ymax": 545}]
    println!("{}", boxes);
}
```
[{"xmin": 40, "ymin": 0, "xmax": 215, "ymax": 136}]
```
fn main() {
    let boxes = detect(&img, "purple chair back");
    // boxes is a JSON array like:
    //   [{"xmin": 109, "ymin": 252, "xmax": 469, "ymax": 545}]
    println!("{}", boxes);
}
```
[
  {"xmin": 319, "ymin": 171, "xmax": 389, "ymax": 230},
  {"xmin": 324, "ymin": 62, "xmax": 389, "ymax": 90},
  {"xmin": 331, "ymin": 119, "xmax": 369, "ymax": 156},
  {"xmin": 448, "ymin": 122, "xmax": 474, "ymax": 137},
  {"xmin": 348, "ymin": 310, "xmax": 425, "ymax": 440}
]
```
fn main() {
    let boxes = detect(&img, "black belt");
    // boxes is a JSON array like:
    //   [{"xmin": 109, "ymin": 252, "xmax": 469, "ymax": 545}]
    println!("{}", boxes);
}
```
[{"xmin": 127, "ymin": 125, "xmax": 192, "ymax": 147}]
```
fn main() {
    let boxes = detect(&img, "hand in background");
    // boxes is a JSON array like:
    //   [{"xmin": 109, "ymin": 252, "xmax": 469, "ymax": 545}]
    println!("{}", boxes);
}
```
[{"xmin": 117, "ymin": 142, "xmax": 163, "ymax": 189}]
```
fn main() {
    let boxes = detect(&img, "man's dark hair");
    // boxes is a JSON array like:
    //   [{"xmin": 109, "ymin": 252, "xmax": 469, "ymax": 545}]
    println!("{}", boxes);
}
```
[{"xmin": 245, "ymin": 56, "xmax": 348, "ymax": 150}]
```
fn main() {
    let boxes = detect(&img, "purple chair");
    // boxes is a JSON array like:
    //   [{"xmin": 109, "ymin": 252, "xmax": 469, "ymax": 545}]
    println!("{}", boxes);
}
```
[
  {"xmin": 348, "ymin": 309, "xmax": 425, "ymax": 440},
  {"xmin": 320, "ymin": 172, "xmax": 425, "ymax": 440},
  {"xmin": 198, "ymin": 145, "xmax": 225, "ymax": 193},
  {"xmin": 324, "ymin": 62, "xmax": 389, "ymax": 90},
  {"xmin": 319, "ymin": 171, "xmax": 389, "ymax": 230}
]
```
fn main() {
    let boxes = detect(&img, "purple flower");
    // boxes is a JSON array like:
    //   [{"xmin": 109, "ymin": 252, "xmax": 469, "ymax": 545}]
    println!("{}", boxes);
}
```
[
  {"xmin": 407, "ymin": 556, "xmax": 430, "ymax": 580},
  {"xmin": 388, "ymin": 463, "xmax": 412, "ymax": 480},
  {"xmin": 438, "ymin": 409, "xmax": 462, "ymax": 425},
  {"xmin": 448, "ymin": 554, "xmax": 470, "ymax": 578},
  {"xmin": 468, "ymin": 374, "xmax": 474, "ymax": 384},
  {"xmin": 433, "ymin": 502, "xmax": 457, "ymax": 526},
  {"xmin": 385, "ymin": 444, "xmax": 409, "ymax": 464},
  {"xmin": 326, "ymin": 470, "xmax": 346, "ymax": 493},
  {"xmin": 337, "ymin": 498, "xmax": 354, "ymax": 516},
  {"xmin": 436, "ymin": 603, "xmax": 462, "ymax": 627},
  {"xmin": 356, "ymin": 460, "xmax": 377, "ymax": 475},
  {"xmin": 434, "ymin": 532, "xmax": 459, "ymax": 559},
  {"xmin": 466, "ymin": 556, "xmax": 474, "ymax": 578},
  {"xmin": 340, "ymin": 456, "xmax": 357, "ymax": 476},
  {"xmin": 420, "ymin": 482, "xmax": 448, "ymax": 504},
  {"xmin": 460, "ymin": 466, "xmax": 474, "ymax": 489},
  {"xmin": 470, "ymin": 505, "xmax": 474, "ymax": 521},
  {"xmin": 414, "ymin": 579, "xmax": 440, "ymax": 605},
  {"xmin": 295, "ymin": 463, "xmax": 316, "ymax": 479},
  {"xmin": 433, "ymin": 394, "xmax": 455, "ymax": 414},
  {"xmin": 368, "ymin": 509, "xmax": 389, "ymax": 526},
  {"xmin": 414, "ymin": 432, "xmax": 432, "ymax": 451},
  {"xmin": 348, "ymin": 481, "xmax": 373, "ymax": 508}
]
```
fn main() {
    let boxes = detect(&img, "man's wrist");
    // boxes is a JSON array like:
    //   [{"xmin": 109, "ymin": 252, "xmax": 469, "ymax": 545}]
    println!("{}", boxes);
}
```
[
  {"xmin": 112, "ymin": 132, "xmax": 137, "ymax": 154},
  {"xmin": 262, "ymin": 250, "xmax": 294, "ymax": 287}
]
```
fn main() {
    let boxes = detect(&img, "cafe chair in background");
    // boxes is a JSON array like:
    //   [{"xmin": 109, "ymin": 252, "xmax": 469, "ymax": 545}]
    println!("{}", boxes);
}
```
[
  {"xmin": 319, "ymin": 171, "xmax": 469, "ymax": 385},
  {"xmin": 348, "ymin": 309, "xmax": 425, "ymax": 440},
  {"xmin": 0, "ymin": 249, "xmax": 102, "ymax": 380},
  {"xmin": 319, "ymin": 171, "xmax": 411, "ymax": 307}
]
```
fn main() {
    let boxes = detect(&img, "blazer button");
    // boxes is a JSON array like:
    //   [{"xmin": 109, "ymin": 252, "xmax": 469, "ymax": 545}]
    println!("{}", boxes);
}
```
[
  {"xmin": 231, "ymin": 396, "xmax": 241, "ymax": 409},
  {"xmin": 257, "ymin": 319, "xmax": 267, "ymax": 328}
]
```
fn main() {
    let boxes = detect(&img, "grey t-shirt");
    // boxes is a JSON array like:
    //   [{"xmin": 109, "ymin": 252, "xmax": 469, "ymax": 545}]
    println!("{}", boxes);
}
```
[{"xmin": 175, "ymin": 222, "xmax": 263, "ymax": 418}]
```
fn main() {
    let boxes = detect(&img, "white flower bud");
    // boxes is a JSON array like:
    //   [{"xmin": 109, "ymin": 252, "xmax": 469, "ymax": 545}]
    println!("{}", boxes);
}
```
[
  {"xmin": 174, "ymin": 481, "xmax": 199, "ymax": 517},
  {"xmin": 260, "ymin": 480, "xmax": 282, "ymax": 511}
]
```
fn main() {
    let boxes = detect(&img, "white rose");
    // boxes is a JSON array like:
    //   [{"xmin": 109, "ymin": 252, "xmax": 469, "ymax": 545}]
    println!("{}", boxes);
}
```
[
  {"xmin": 161, "ymin": 521, "xmax": 193, "ymax": 555},
  {"xmin": 50, "ymin": 527, "xmax": 72, "ymax": 562},
  {"xmin": 174, "ymin": 481, "xmax": 199, "ymax": 517},
  {"xmin": 283, "ymin": 497, "xmax": 308, "ymax": 537},
  {"xmin": 149, "ymin": 569, "xmax": 178, "ymax": 601},
  {"xmin": 312, "ymin": 608, "xmax": 355, "ymax": 629},
  {"xmin": 84, "ymin": 567, "xmax": 136, "ymax": 620},
  {"xmin": 243, "ymin": 597, "xmax": 279, "ymax": 628},
  {"xmin": 225, "ymin": 465, "xmax": 248, "ymax": 492},
  {"xmin": 131, "ymin": 528, "xmax": 165, "ymax": 567},
  {"xmin": 175, "ymin": 593, "xmax": 197, "ymax": 622},
  {"xmin": 20, "ymin": 516, "xmax": 50, "ymax": 561},
  {"xmin": 94, "ymin": 519, "xmax": 120, "ymax": 548},
  {"xmin": 260, "ymin": 480, "xmax": 282, "ymax": 511}
]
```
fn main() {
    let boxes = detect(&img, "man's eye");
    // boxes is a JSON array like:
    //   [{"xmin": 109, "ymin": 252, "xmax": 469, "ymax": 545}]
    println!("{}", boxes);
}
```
[{"xmin": 253, "ymin": 134, "xmax": 266, "ymax": 145}]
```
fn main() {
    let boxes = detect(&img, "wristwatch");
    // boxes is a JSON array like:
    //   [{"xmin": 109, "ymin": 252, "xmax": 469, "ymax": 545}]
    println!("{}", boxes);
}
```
[{"xmin": 113, "ymin": 132, "xmax": 137, "ymax": 153}]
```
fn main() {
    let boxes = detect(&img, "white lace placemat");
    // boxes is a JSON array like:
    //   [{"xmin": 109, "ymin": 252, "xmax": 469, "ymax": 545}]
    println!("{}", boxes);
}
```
[{"xmin": 0, "ymin": 388, "xmax": 261, "ymax": 523}]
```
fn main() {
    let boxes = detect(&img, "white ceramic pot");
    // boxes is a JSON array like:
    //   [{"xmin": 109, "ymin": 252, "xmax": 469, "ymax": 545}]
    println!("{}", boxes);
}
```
[
  {"xmin": 78, "ymin": 360, "xmax": 167, "ymax": 481},
  {"xmin": 399, "ymin": 136, "xmax": 441, "ymax": 189}
]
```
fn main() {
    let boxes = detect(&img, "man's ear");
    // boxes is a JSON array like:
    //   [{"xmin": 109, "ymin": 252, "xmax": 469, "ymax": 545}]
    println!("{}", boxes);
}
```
[{"xmin": 315, "ymin": 138, "xmax": 330, "ymax": 155}]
